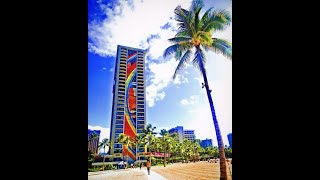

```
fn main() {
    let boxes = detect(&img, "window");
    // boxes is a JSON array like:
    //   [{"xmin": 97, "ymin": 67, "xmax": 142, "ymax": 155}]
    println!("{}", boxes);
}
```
[
  {"xmin": 116, "ymin": 120, "xmax": 123, "ymax": 124},
  {"xmin": 116, "ymin": 112, "xmax": 124, "ymax": 115},
  {"xmin": 117, "ymin": 104, "xmax": 124, "ymax": 108},
  {"xmin": 137, "ymin": 121, "xmax": 144, "ymax": 124},
  {"xmin": 137, "ymin": 105, "xmax": 144, "ymax": 108},
  {"xmin": 137, "ymin": 109, "xmax": 144, "ymax": 112},
  {"xmin": 114, "ymin": 144, "xmax": 122, "ymax": 148},
  {"xmin": 137, "ymin": 117, "xmax": 144, "ymax": 120},
  {"xmin": 115, "ymin": 125, "xmax": 123, "ymax": 129},
  {"xmin": 115, "ymin": 129, "xmax": 123, "ymax": 133}
]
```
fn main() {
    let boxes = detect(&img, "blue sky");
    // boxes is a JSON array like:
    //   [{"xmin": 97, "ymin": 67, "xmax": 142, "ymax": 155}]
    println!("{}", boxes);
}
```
[{"xmin": 88, "ymin": 0, "xmax": 232, "ymax": 149}]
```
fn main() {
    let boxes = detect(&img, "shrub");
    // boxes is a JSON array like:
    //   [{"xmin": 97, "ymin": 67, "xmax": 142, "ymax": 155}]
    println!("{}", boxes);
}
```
[{"xmin": 105, "ymin": 164, "xmax": 114, "ymax": 170}]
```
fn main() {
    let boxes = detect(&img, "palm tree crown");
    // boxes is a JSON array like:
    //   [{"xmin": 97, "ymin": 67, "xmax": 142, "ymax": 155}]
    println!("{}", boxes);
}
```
[{"xmin": 164, "ymin": 0, "xmax": 232, "ymax": 80}]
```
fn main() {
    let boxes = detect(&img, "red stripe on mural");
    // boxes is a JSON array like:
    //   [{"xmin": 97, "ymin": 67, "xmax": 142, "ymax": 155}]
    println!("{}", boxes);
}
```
[
  {"xmin": 126, "ymin": 62, "xmax": 136, "ymax": 78},
  {"xmin": 124, "ymin": 116, "xmax": 136, "ymax": 138}
]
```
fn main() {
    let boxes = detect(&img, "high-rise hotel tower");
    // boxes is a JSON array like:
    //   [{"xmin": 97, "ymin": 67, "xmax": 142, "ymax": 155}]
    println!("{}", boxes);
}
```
[{"xmin": 109, "ymin": 45, "xmax": 146, "ymax": 162}]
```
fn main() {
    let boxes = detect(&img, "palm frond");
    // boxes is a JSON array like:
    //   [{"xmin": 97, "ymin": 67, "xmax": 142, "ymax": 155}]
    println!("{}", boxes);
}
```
[
  {"xmin": 199, "ymin": 7, "xmax": 214, "ymax": 28},
  {"xmin": 210, "ymin": 38, "xmax": 232, "ymax": 59},
  {"xmin": 194, "ymin": 6, "xmax": 202, "ymax": 32},
  {"xmin": 175, "ymin": 30, "xmax": 190, "ymax": 37},
  {"xmin": 190, "ymin": 0, "xmax": 204, "ymax": 13},
  {"xmin": 174, "ymin": 6, "xmax": 194, "ymax": 37},
  {"xmin": 163, "ymin": 44, "xmax": 178, "ymax": 58},
  {"xmin": 168, "ymin": 37, "xmax": 191, "ymax": 44},
  {"xmin": 201, "ymin": 9, "xmax": 231, "ymax": 32},
  {"xmin": 173, "ymin": 49, "xmax": 192, "ymax": 80}
]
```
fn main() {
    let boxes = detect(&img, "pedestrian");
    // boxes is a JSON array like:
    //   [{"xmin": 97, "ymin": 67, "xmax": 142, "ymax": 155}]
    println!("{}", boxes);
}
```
[
  {"xmin": 146, "ymin": 161, "xmax": 151, "ymax": 175},
  {"xmin": 140, "ymin": 163, "xmax": 143, "ymax": 170}
]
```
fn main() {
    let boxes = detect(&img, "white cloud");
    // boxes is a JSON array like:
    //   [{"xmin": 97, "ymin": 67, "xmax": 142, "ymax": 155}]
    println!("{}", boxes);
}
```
[
  {"xmin": 88, "ymin": 125, "xmax": 110, "ymax": 153},
  {"xmin": 180, "ymin": 95, "xmax": 199, "ymax": 106},
  {"xmin": 146, "ymin": 57, "xmax": 189, "ymax": 107},
  {"xmin": 89, "ymin": 0, "xmax": 192, "ymax": 57}
]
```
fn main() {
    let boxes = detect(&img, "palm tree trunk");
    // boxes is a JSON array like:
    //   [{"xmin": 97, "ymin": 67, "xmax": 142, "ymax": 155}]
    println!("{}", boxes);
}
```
[
  {"xmin": 103, "ymin": 147, "xmax": 105, "ymax": 171},
  {"xmin": 197, "ymin": 49, "xmax": 228, "ymax": 180},
  {"xmin": 126, "ymin": 145, "xmax": 129, "ymax": 169},
  {"xmin": 149, "ymin": 139, "xmax": 152, "ymax": 164},
  {"xmin": 164, "ymin": 137, "xmax": 166, "ymax": 167},
  {"xmin": 168, "ymin": 148, "xmax": 171, "ymax": 164}
]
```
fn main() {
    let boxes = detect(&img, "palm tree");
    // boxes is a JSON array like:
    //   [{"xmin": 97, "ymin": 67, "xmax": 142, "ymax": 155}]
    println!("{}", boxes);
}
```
[
  {"xmin": 163, "ymin": 0, "xmax": 231, "ymax": 179},
  {"xmin": 88, "ymin": 131, "xmax": 99, "ymax": 142},
  {"xmin": 98, "ymin": 138, "xmax": 110, "ymax": 171},
  {"xmin": 134, "ymin": 134, "xmax": 147, "ymax": 163},
  {"xmin": 166, "ymin": 136, "xmax": 177, "ymax": 164},
  {"xmin": 168, "ymin": 133, "xmax": 178, "ymax": 163},
  {"xmin": 142, "ymin": 124, "xmax": 157, "ymax": 164},
  {"xmin": 160, "ymin": 129, "xmax": 170, "ymax": 167},
  {"xmin": 117, "ymin": 133, "xmax": 135, "ymax": 169},
  {"xmin": 88, "ymin": 131, "xmax": 99, "ymax": 154}
]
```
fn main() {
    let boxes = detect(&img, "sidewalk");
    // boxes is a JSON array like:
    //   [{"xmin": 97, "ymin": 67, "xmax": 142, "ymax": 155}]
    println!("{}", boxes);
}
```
[
  {"xmin": 88, "ymin": 168, "xmax": 167, "ymax": 180},
  {"xmin": 146, "ymin": 170, "xmax": 167, "ymax": 180},
  {"xmin": 137, "ymin": 169, "xmax": 166, "ymax": 180}
]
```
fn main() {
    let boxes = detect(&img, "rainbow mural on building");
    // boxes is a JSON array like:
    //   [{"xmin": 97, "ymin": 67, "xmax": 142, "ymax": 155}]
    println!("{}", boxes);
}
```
[{"xmin": 124, "ymin": 50, "xmax": 137, "ymax": 161}]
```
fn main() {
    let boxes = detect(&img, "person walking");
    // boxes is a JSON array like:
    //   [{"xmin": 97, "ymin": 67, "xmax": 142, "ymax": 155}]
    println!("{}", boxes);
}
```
[
  {"xmin": 140, "ymin": 163, "xmax": 143, "ymax": 170},
  {"xmin": 146, "ymin": 161, "xmax": 151, "ymax": 175}
]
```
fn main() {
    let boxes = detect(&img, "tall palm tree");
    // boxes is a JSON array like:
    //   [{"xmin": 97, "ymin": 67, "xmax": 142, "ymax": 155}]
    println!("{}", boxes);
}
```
[
  {"xmin": 160, "ymin": 129, "xmax": 170, "ymax": 167},
  {"xmin": 166, "ymin": 136, "xmax": 177, "ymax": 164},
  {"xmin": 168, "ymin": 133, "xmax": 178, "ymax": 163},
  {"xmin": 88, "ymin": 131, "xmax": 99, "ymax": 142},
  {"xmin": 164, "ymin": 0, "xmax": 231, "ymax": 179},
  {"xmin": 117, "ymin": 133, "xmax": 135, "ymax": 169},
  {"xmin": 98, "ymin": 138, "xmax": 110, "ymax": 171},
  {"xmin": 142, "ymin": 124, "xmax": 157, "ymax": 164},
  {"xmin": 134, "ymin": 134, "xmax": 147, "ymax": 163}
]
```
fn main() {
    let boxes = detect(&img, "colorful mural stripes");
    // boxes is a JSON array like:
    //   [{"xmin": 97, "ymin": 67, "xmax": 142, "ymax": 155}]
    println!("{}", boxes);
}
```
[{"xmin": 124, "ymin": 50, "xmax": 137, "ymax": 161}]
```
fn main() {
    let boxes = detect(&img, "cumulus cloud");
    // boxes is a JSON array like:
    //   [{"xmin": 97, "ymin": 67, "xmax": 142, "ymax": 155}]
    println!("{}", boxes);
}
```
[
  {"xmin": 89, "ymin": 0, "xmax": 192, "ymax": 57},
  {"xmin": 146, "ymin": 57, "xmax": 189, "ymax": 107},
  {"xmin": 180, "ymin": 95, "xmax": 199, "ymax": 106}
]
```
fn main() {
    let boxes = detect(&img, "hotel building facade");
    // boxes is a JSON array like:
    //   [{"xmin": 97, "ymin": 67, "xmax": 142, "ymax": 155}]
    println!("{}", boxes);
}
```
[
  {"xmin": 109, "ymin": 45, "xmax": 147, "ymax": 162},
  {"xmin": 168, "ymin": 126, "xmax": 196, "ymax": 142}
]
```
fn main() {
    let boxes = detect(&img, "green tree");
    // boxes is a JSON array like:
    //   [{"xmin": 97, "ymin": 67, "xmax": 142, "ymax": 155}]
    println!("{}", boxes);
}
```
[
  {"xmin": 142, "ymin": 124, "xmax": 157, "ymax": 164},
  {"xmin": 166, "ymin": 136, "xmax": 177, "ymax": 164},
  {"xmin": 164, "ymin": 0, "xmax": 231, "ymax": 179},
  {"xmin": 160, "ymin": 129, "xmax": 170, "ymax": 167},
  {"xmin": 88, "ymin": 150, "xmax": 95, "ymax": 169},
  {"xmin": 117, "ymin": 133, "xmax": 135, "ymax": 169},
  {"xmin": 88, "ymin": 131, "xmax": 99, "ymax": 142},
  {"xmin": 134, "ymin": 134, "xmax": 147, "ymax": 163},
  {"xmin": 98, "ymin": 138, "xmax": 110, "ymax": 171}
]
